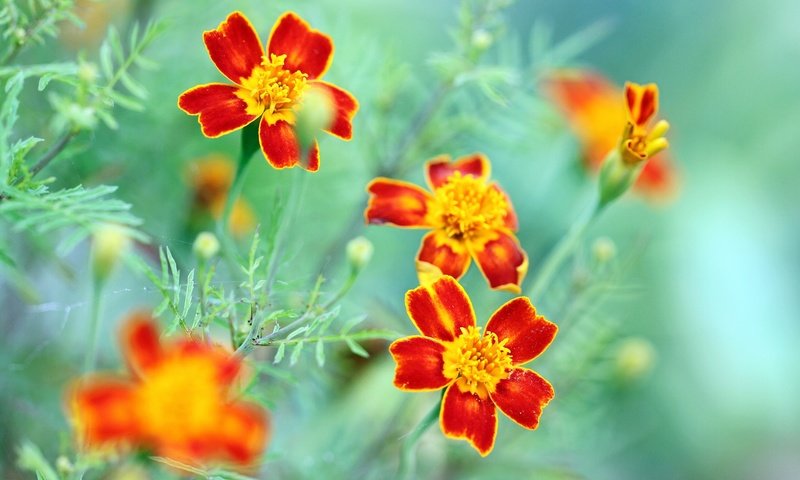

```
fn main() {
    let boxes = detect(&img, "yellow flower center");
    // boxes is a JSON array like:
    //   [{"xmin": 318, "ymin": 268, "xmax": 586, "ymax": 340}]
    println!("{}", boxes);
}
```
[
  {"xmin": 237, "ymin": 53, "xmax": 308, "ymax": 125},
  {"xmin": 431, "ymin": 172, "xmax": 508, "ymax": 239},
  {"xmin": 443, "ymin": 326, "xmax": 513, "ymax": 398},
  {"xmin": 135, "ymin": 354, "xmax": 225, "ymax": 441}
]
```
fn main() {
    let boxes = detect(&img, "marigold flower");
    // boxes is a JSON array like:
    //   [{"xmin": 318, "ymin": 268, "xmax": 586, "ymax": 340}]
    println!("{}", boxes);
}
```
[
  {"xmin": 187, "ymin": 154, "xmax": 255, "ymax": 236},
  {"xmin": 178, "ymin": 11, "xmax": 358, "ymax": 171},
  {"xmin": 390, "ymin": 276, "xmax": 557, "ymax": 456},
  {"xmin": 541, "ymin": 69, "xmax": 677, "ymax": 199},
  {"xmin": 66, "ymin": 313, "xmax": 269, "ymax": 469},
  {"xmin": 365, "ymin": 154, "xmax": 527, "ymax": 292}
]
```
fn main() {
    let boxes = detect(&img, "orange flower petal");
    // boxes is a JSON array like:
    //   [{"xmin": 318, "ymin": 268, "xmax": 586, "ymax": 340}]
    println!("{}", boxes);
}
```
[
  {"xmin": 404, "ymin": 275, "xmax": 475, "ymax": 342},
  {"xmin": 490, "ymin": 368, "xmax": 554, "ymax": 430},
  {"xmin": 440, "ymin": 383, "xmax": 497, "ymax": 456},
  {"xmin": 121, "ymin": 313, "xmax": 162, "ymax": 376},
  {"xmin": 178, "ymin": 83, "xmax": 259, "ymax": 138},
  {"xmin": 310, "ymin": 80, "xmax": 358, "ymax": 140},
  {"xmin": 634, "ymin": 153, "xmax": 679, "ymax": 199},
  {"xmin": 484, "ymin": 297, "xmax": 557, "ymax": 366},
  {"xmin": 469, "ymin": 231, "xmax": 528, "ymax": 292},
  {"xmin": 389, "ymin": 336, "xmax": 449, "ymax": 391},
  {"xmin": 416, "ymin": 231, "xmax": 471, "ymax": 280},
  {"xmin": 365, "ymin": 179, "xmax": 433, "ymax": 228},
  {"xmin": 67, "ymin": 376, "xmax": 139, "ymax": 446},
  {"xmin": 267, "ymin": 12, "xmax": 333, "ymax": 80},
  {"xmin": 203, "ymin": 11, "xmax": 265, "ymax": 84},
  {"xmin": 216, "ymin": 402, "xmax": 270, "ymax": 466},
  {"xmin": 258, "ymin": 118, "xmax": 320, "ymax": 171},
  {"xmin": 425, "ymin": 153, "xmax": 490, "ymax": 190}
]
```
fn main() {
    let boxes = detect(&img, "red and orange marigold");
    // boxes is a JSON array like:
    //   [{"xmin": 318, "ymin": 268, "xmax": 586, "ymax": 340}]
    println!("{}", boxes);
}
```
[
  {"xmin": 66, "ymin": 313, "xmax": 269, "ymax": 469},
  {"xmin": 390, "ymin": 276, "xmax": 557, "ymax": 456},
  {"xmin": 178, "ymin": 11, "xmax": 358, "ymax": 171},
  {"xmin": 541, "ymin": 69, "xmax": 676, "ymax": 199},
  {"xmin": 365, "ymin": 154, "xmax": 528, "ymax": 292}
]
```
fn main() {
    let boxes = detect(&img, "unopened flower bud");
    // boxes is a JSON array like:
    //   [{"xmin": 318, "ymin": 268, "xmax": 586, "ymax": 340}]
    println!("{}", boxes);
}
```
[
  {"xmin": 592, "ymin": 237, "xmax": 617, "ymax": 264},
  {"xmin": 56, "ymin": 456, "xmax": 73, "ymax": 476},
  {"xmin": 92, "ymin": 224, "xmax": 129, "ymax": 282},
  {"xmin": 346, "ymin": 236, "xmax": 373, "ymax": 271},
  {"xmin": 471, "ymin": 29, "xmax": 493, "ymax": 51},
  {"xmin": 294, "ymin": 87, "xmax": 335, "ymax": 155},
  {"xmin": 13, "ymin": 28, "xmax": 26, "ymax": 43},
  {"xmin": 65, "ymin": 103, "xmax": 98, "ymax": 130},
  {"xmin": 193, "ymin": 231, "xmax": 220, "ymax": 261},
  {"xmin": 615, "ymin": 337, "xmax": 656, "ymax": 381},
  {"xmin": 78, "ymin": 62, "xmax": 99, "ymax": 84}
]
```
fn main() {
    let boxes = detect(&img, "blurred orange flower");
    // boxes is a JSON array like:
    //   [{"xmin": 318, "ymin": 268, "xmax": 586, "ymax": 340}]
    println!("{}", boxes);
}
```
[
  {"xmin": 66, "ymin": 313, "xmax": 269, "ymax": 469},
  {"xmin": 542, "ymin": 69, "xmax": 677, "ymax": 199},
  {"xmin": 178, "ymin": 11, "xmax": 358, "ymax": 171},
  {"xmin": 187, "ymin": 154, "xmax": 255, "ymax": 237},
  {"xmin": 390, "ymin": 276, "xmax": 557, "ymax": 456},
  {"xmin": 365, "ymin": 154, "xmax": 527, "ymax": 292}
]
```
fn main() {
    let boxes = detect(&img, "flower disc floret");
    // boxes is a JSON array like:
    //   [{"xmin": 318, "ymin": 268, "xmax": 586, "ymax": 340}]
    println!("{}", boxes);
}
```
[
  {"xmin": 431, "ymin": 173, "xmax": 508, "ymax": 239},
  {"xmin": 237, "ymin": 54, "xmax": 308, "ymax": 123},
  {"xmin": 443, "ymin": 326, "xmax": 512, "ymax": 398}
]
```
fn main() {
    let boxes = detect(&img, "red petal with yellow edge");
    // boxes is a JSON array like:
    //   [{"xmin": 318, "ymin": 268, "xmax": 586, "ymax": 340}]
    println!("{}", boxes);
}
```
[
  {"xmin": 268, "ymin": 12, "xmax": 333, "ymax": 80},
  {"xmin": 121, "ymin": 313, "xmax": 162, "ymax": 376},
  {"xmin": 540, "ymin": 69, "xmax": 626, "ymax": 169},
  {"xmin": 440, "ymin": 383, "xmax": 497, "ymax": 456},
  {"xmin": 310, "ymin": 81, "xmax": 358, "ymax": 140},
  {"xmin": 634, "ymin": 152, "xmax": 679, "ymax": 199},
  {"xmin": 485, "ymin": 297, "xmax": 556, "ymax": 365},
  {"xmin": 624, "ymin": 82, "xmax": 659, "ymax": 127},
  {"xmin": 490, "ymin": 183, "xmax": 518, "ymax": 231},
  {"xmin": 389, "ymin": 336, "xmax": 449, "ymax": 391},
  {"xmin": 178, "ymin": 84, "xmax": 258, "ymax": 138},
  {"xmin": 417, "ymin": 231, "xmax": 471, "ymax": 280},
  {"xmin": 365, "ymin": 179, "xmax": 433, "ymax": 228},
  {"xmin": 67, "ymin": 376, "xmax": 139, "ymax": 445},
  {"xmin": 470, "ymin": 231, "xmax": 528, "ymax": 292},
  {"xmin": 258, "ymin": 118, "xmax": 320, "ymax": 171},
  {"xmin": 425, "ymin": 153, "xmax": 490, "ymax": 190},
  {"xmin": 216, "ymin": 402, "xmax": 270, "ymax": 466},
  {"xmin": 404, "ymin": 275, "xmax": 475, "ymax": 342},
  {"xmin": 203, "ymin": 11, "xmax": 265, "ymax": 84},
  {"xmin": 491, "ymin": 368, "xmax": 554, "ymax": 430}
]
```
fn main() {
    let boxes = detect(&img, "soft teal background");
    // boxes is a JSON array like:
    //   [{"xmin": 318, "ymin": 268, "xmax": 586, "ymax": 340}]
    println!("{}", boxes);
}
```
[{"xmin": 2, "ymin": 0, "xmax": 799, "ymax": 478}]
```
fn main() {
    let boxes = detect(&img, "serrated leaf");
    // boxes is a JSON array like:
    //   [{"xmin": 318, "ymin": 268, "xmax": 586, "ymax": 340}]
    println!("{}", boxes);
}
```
[
  {"xmin": 345, "ymin": 338, "xmax": 369, "ymax": 358},
  {"xmin": 273, "ymin": 342, "xmax": 286, "ymax": 364},
  {"xmin": 315, "ymin": 339, "xmax": 325, "ymax": 367}
]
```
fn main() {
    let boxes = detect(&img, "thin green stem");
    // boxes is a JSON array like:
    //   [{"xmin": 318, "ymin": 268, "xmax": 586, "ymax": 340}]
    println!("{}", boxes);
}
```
[
  {"xmin": 397, "ymin": 400, "xmax": 441, "ymax": 480},
  {"xmin": 83, "ymin": 278, "xmax": 105, "ymax": 373},
  {"xmin": 527, "ymin": 198, "xmax": 605, "ymax": 303}
]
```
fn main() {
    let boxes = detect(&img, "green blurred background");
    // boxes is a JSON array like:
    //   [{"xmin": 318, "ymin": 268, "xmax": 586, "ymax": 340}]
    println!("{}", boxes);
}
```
[{"xmin": 2, "ymin": 0, "xmax": 799, "ymax": 478}]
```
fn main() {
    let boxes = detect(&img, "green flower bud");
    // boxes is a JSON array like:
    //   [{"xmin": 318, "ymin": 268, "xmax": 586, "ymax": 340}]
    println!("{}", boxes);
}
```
[
  {"xmin": 91, "ymin": 224, "xmax": 129, "ymax": 282},
  {"xmin": 346, "ymin": 236, "xmax": 374, "ymax": 271},
  {"xmin": 592, "ymin": 236, "xmax": 617, "ymax": 264},
  {"xmin": 193, "ymin": 231, "xmax": 220, "ymax": 261},
  {"xmin": 294, "ymin": 87, "xmax": 335, "ymax": 156},
  {"xmin": 471, "ymin": 29, "xmax": 493, "ymax": 51},
  {"xmin": 615, "ymin": 337, "xmax": 656, "ymax": 381}
]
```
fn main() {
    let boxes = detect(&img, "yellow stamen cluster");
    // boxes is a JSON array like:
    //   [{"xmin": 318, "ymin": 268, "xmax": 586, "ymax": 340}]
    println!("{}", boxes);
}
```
[
  {"xmin": 621, "ymin": 119, "xmax": 670, "ymax": 165},
  {"xmin": 443, "ymin": 326, "xmax": 513, "ymax": 398},
  {"xmin": 431, "ymin": 173, "xmax": 508, "ymax": 239},
  {"xmin": 237, "ymin": 54, "xmax": 308, "ymax": 124},
  {"xmin": 135, "ymin": 355, "xmax": 223, "ymax": 440}
]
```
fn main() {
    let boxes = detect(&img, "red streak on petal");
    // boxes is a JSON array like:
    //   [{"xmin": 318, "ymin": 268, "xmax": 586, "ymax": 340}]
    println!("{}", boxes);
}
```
[
  {"xmin": 365, "ymin": 179, "xmax": 432, "ymax": 228},
  {"xmin": 491, "ymin": 368, "xmax": 554, "ymax": 429},
  {"xmin": 203, "ymin": 11, "xmax": 265, "ymax": 84},
  {"xmin": 404, "ymin": 275, "xmax": 475, "ymax": 341},
  {"xmin": 426, "ymin": 153, "xmax": 490, "ymax": 190},
  {"xmin": 258, "ymin": 118, "xmax": 319, "ymax": 171},
  {"xmin": 440, "ymin": 383, "xmax": 497, "ymax": 456},
  {"xmin": 470, "ymin": 231, "xmax": 528, "ymax": 292},
  {"xmin": 417, "ymin": 231, "xmax": 470, "ymax": 279},
  {"xmin": 485, "ymin": 297, "xmax": 556, "ymax": 366},
  {"xmin": 389, "ymin": 336, "xmax": 449, "ymax": 391},
  {"xmin": 268, "ymin": 12, "xmax": 333, "ymax": 80},
  {"xmin": 311, "ymin": 81, "xmax": 358, "ymax": 140},
  {"xmin": 178, "ymin": 83, "xmax": 258, "ymax": 138}
]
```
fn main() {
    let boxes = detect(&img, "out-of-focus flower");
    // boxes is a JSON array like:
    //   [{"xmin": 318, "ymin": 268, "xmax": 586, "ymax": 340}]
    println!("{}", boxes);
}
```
[
  {"xmin": 541, "ymin": 69, "xmax": 677, "ymax": 199},
  {"xmin": 390, "ymin": 276, "xmax": 557, "ymax": 456},
  {"xmin": 193, "ymin": 231, "xmax": 221, "ymax": 261},
  {"xmin": 178, "ymin": 11, "xmax": 358, "ymax": 172},
  {"xmin": 66, "ymin": 313, "xmax": 269, "ymax": 469},
  {"xmin": 346, "ymin": 236, "xmax": 374, "ymax": 271},
  {"xmin": 365, "ymin": 154, "xmax": 527, "ymax": 292},
  {"xmin": 187, "ymin": 154, "xmax": 255, "ymax": 237},
  {"xmin": 615, "ymin": 337, "xmax": 656, "ymax": 381}
]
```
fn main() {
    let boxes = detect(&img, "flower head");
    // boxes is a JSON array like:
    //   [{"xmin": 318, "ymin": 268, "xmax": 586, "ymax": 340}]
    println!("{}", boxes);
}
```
[
  {"xmin": 390, "ymin": 276, "xmax": 557, "ymax": 455},
  {"xmin": 365, "ymin": 154, "xmax": 527, "ymax": 292},
  {"xmin": 541, "ymin": 69, "xmax": 677, "ymax": 199},
  {"xmin": 66, "ymin": 313, "xmax": 269, "ymax": 469},
  {"xmin": 178, "ymin": 11, "xmax": 358, "ymax": 171}
]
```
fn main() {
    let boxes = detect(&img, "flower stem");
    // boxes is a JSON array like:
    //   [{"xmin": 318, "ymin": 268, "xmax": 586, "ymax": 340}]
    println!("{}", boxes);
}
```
[
  {"xmin": 83, "ymin": 278, "xmax": 105, "ymax": 373},
  {"xmin": 527, "ymin": 198, "xmax": 605, "ymax": 303},
  {"xmin": 397, "ymin": 400, "xmax": 441, "ymax": 480}
]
